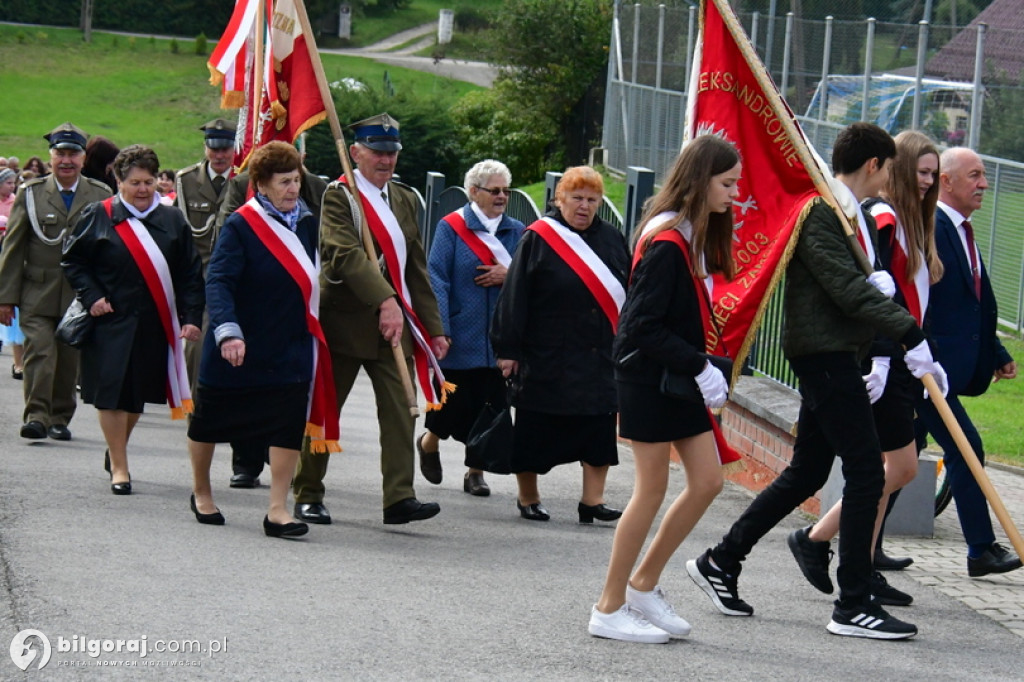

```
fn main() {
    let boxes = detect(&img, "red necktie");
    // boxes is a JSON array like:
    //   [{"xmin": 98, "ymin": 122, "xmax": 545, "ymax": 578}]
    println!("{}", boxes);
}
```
[{"xmin": 963, "ymin": 220, "xmax": 981, "ymax": 300}]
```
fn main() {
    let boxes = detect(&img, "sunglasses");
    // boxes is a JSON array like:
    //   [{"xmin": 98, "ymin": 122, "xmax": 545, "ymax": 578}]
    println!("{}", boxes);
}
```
[{"xmin": 475, "ymin": 186, "xmax": 511, "ymax": 196}]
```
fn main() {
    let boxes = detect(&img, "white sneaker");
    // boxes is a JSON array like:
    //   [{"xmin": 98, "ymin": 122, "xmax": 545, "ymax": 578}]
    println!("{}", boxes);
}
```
[
  {"xmin": 588, "ymin": 604, "xmax": 670, "ymax": 644},
  {"xmin": 626, "ymin": 584, "xmax": 692, "ymax": 636}
]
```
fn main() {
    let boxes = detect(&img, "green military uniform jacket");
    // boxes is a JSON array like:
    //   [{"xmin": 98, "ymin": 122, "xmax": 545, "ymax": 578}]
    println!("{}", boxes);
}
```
[
  {"xmin": 175, "ymin": 159, "xmax": 227, "ymax": 268},
  {"xmin": 319, "ymin": 178, "xmax": 443, "ymax": 359},
  {"xmin": 0, "ymin": 174, "xmax": 112, "ymax": 316}
]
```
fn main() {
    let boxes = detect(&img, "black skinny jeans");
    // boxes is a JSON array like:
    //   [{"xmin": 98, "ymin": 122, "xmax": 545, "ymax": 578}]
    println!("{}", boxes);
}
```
[{"xmin": 712, "ymin": 352, "xmax": 885, "ymax": 608}]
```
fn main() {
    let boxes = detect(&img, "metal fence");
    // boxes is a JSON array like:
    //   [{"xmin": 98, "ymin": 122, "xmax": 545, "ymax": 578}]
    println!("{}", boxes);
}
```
[{"xmin": 602, "ymin": 2, "xmax": 1024, "ymax": 386}]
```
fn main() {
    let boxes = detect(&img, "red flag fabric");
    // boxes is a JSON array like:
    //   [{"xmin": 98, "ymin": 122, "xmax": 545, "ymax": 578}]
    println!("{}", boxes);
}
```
[
  {"xmin": 235, "ymin": 0, "xmax": 326, "ymax": 168},
  {"xmin": 686, "ymin": 0, "xmax": 823, "ymax": 366}
]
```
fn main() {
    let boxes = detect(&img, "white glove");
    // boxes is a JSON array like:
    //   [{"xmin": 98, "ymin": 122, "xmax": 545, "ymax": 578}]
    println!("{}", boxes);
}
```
[
  {"xmin": 862, "ymin": 356, "xmax": 890, "ymax": 404},
  {"xmin": 867, "ymin": 270, "xmax": 896, "ymax": 298},
  {"xmin": 695, "ymin": 360, "xmax": 729, "ymax": 409},
  {"xmin": 904, "ymin": 340, "xmax": 949, "ymax": 399},
  {"xmin": 922, "ymin": 361, "xmax": 950, "ymax": 400}
]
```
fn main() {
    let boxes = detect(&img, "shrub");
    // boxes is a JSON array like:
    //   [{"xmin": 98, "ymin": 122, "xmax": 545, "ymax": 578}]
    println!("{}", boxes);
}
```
[
  {"xmin": 195, "ymin": 32, "xmax": 207, "ymax": 55},
  {"xmin": 454, "ymin": 6, "xmax": 492, "ymax": 33},
  {"xmin": 170, "ymin": 38, "xmax": 179, "ymax": 54}
]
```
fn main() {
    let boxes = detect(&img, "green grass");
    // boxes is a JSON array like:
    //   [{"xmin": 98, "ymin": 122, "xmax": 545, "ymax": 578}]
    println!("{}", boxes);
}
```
[
  {"xmin": 420, "ymin": 29, "xmax": 495, "ymax": 62},
  {"xmin": 966, "ymin": 335, "xmax": 1024, "ymax": 467},
  {"xmin": 0, "ymin": 25, "xmax": 479, "ymax": 170},
  {"xmin": 318, "ymin": 0, "xmax": 503, "ymax": 49}
]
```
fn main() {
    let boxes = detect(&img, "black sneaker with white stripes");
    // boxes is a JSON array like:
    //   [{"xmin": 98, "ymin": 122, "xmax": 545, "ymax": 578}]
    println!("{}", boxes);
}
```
[
  {"xmin": 826, "ymin": 602, "xmax": 917, "ymax": 640},
  {"xmin": 686, "ymin": 550, "xmax": 754, "ymax": 616}
]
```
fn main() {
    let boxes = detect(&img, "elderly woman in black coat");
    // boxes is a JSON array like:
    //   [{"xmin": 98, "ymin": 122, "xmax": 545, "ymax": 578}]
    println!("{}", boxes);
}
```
[
  {"xmin": 491, "ymin": 166, "xmax": 629, "ymax": 523},
  {"xmin": 63, "ymin": 145, "xmax": 204, "ymax": 495}
]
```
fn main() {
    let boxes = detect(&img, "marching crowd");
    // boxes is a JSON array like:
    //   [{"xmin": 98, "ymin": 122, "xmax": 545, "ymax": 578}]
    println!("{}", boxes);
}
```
[{"xmin": 0, "ymin": 116, "xmax": 1018, "ymax": 644}]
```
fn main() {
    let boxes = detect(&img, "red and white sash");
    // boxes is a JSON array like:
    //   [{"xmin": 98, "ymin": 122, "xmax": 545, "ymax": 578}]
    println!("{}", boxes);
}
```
[
  {"xmin": 867, "ymin": 202, "xmax": 929, "ymax": 325},
  {"xmin": 237, "ymin": 199, "xmax": 340, "ymax": 452},
  {"xmin": 102, "ymin": 197, "xmax": 192, "ymax": 419},
  {"xmin": 527, "ymin": 217, "xmax": 626, "ymax": 331},
  {"xmin": 444, "ymin": 209, "xmax": 512, "ymax": 268},
  {"xmin": 342, "ymin": 173, "xmax": 453, "ymax": 410},
  {"xmin": 631, "ymin": 225, "xmax": 741, "ymax": 466}
]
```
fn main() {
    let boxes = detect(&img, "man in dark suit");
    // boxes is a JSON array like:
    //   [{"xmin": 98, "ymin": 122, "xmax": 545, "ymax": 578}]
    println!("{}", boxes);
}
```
[
  {"xmin": 292, "ymin": 113, "xmax": 448, "ymax": 525},
  {"xmin": 917, "ymin": 146, "xmax": 1020, "ymax": 578},
  {"xmin": 0, "ymin": 123, "xmax": 112, "ymax": 440}
]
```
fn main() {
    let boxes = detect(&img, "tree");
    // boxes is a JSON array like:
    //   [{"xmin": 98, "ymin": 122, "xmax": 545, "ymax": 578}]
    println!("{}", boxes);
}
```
[{"xmin": 486, "ymin": 0, "xmax": 613, "ymax": 167}]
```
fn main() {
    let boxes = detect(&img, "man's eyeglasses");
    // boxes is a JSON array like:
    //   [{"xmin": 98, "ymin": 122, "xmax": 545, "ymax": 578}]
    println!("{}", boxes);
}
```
[{"xmin": 475, "ymin": 186, "xmax": 511, "ymax": 196}]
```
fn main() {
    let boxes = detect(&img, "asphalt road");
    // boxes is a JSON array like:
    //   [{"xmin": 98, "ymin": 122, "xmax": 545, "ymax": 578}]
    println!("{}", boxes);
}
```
[{"xmin": 0, "ymin": 344, "xmax": 1021, "ymax": 680}]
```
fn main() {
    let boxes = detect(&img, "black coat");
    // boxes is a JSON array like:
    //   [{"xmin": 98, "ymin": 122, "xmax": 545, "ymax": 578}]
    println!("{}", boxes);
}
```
[
  {"xmin": 614, "ymin": 238, "xmax": 708, "ymax": 386},
  {"xmin": 62, "ymin": 198, "xmax": 205, "ymax": 407},
  {"xmin": 490, "ymin": 212, "xmax": 629, "ymax": 414}
]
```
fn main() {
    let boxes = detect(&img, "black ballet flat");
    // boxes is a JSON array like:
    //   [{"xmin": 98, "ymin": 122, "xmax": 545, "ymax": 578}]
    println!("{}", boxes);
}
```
[
  {"xmin": 578, "ymin": 502, "xmax": 623, "ymax": 524},
  {"xmin": 263, "ymin": 516, "xmax": 308, "ymax": 538},
  {"xmin": 517, "ymin": 500, "xmax": 550, "ymax": 521},
  {"xmin": 190, "ymin": 494, "xmax": 225, "ymax": 525},
  {"xmin": 111, "ymin": 480, "xmax": 132, "ymax": 496}
]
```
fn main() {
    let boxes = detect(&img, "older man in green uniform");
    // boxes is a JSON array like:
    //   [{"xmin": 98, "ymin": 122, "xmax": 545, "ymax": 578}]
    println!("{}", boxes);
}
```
[
  {"xmin": 292, "ymin": 113, "xmax": 449, "ymax": 525},
  {"xmin": 0, "ymin": 123, "xmax": 112, "ymax": 440}
]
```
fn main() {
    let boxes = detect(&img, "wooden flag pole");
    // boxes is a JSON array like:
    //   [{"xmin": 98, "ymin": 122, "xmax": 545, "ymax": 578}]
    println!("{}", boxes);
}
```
[
  {"xmin": 251, "ymin": 0, "xmax": 265, "ymax": 151},
  {"xmin": 711, "ymin": 0, "xmax": 1022, "ymax": 550},
  {"xmin": 710, "ymin": 0, "xmax": 873, "ymax": 276},
  {"xmin": 292, "ymin": 0, "xmax": 419, "ymax": 418},
  {"xmin": 922, "ymin": 373, "xmax": 1024, "ymax": 560}
]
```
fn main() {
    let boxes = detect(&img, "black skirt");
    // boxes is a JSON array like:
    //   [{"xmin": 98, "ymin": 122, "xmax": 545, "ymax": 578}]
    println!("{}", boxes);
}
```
[
  {"xmin": 871, "ymin": 361, "xmax": 917, "ymax": 451},
  {"xmin": 512, "ymin": 408, "xmax": 618, "ymax": 474},
  {"xmin": 424, "ymin": 367, "xmax": 507, "ymax": 444},
  {"xmin": 187, "ymin": 381, "xmax": 309, "ymax": 450},
  {"xmin": 82, "ymin": 308, "xmax": 169, "ymax": 413},
  {"xmin": 617, "ymin": 380, "xmax": 713, "ymax": 443}
]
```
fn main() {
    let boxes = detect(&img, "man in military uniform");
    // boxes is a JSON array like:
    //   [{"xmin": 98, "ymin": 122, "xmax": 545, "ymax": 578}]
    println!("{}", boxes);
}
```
[
  {"xmin": 0, "ymin": 123, "xmax": 112, "ymax": 440},
  {"xmin": 211, "ymin": 161, "xmax": 328, "ymax": 488},
  {"xmin": 292, "ymin": 113, "xmax": 449, "ymax": 525}
]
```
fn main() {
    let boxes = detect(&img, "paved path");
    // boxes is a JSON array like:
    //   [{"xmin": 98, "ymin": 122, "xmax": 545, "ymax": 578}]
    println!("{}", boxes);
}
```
[{"xmin": 0, "ymin": 342, "xmax": 1022, "ymax": 678}]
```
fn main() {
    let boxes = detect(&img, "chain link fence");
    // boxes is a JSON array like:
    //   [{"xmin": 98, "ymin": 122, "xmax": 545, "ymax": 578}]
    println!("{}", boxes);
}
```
[{"xmin": 603, "ymin": 2, "xmax": 1024, "ymax": 385}]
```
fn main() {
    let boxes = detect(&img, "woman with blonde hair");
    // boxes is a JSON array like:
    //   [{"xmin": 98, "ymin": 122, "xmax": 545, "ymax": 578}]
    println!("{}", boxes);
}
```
[
  {"xmin": 788, "ymin": 130, "xmax": 943, "ymax": 605},
  {"xmin": 491, "ymin": 166, "xmax": 629, "ymax": 522},
  {"xmin": 588, "ymin": 134, "xmax": 741, "ymax": 643}
]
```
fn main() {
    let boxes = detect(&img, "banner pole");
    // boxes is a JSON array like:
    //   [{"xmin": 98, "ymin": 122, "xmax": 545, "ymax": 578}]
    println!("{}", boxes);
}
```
[
  {"xmin": 293, "ymin": 0, "xmax": 420, "ymax": 418},
  {"xmin": 921, "ymin": 373, "xmax": 1024, "ymax": 559}
]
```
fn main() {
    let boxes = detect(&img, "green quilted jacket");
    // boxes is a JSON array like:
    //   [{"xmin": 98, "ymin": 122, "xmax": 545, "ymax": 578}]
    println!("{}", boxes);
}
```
[{"xmin": 782, "ymin": 198, "xmax": 925, "ymax": 361}]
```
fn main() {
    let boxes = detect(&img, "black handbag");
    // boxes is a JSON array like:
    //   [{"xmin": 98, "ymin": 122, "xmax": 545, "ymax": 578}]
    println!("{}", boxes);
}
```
[
  {"xmin": 55, "ymin": 298, "xmax": 94, "ymax": 348},
  {"xmin": 464, "ymin": 381, "xmax": 515, "ymax": 475},
  {"xmin": 660, "ymin": 354, "xmax": 734, "ymax": 403}
]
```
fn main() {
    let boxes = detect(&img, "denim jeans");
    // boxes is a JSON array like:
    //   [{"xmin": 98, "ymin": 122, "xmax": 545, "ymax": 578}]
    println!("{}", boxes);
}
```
[{"xmin": 713, "ymin": 352, "xmax": 885, "ymax": 608}]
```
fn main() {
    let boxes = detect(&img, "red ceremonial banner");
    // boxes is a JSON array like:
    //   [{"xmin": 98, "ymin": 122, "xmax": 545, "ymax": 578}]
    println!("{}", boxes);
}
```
[{"xmin": 688, "ymin": 0, "xmax": 822, "ymax": 365}]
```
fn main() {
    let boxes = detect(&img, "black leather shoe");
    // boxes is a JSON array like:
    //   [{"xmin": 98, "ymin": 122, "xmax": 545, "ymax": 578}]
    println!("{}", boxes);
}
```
[
  {"xmin": 111, "ymin": 480, "xmax": 132, "ymax": 495},
  {"xmin": 874, "ymin": 548, "xmax": 914, "ymax": 571},
  {"xmin": 11, "ymin": 364, "xmax": 23, "ymax": 380},
  {"xmin": 229, "ymin": 473, "xmax": 260, "ymax": 488},
  {"xmin": 263, "ymin": 515, "xmax": 308, "ymax": 538},
  {"xmin": 578, "ymin": 502, "xmax": 623, "ymax": 524},
  {"xmin": 190, "ymin": 494, "xmax": 225, "ymax": 525},
  {"xmin": 384, "ymin": 498, "xmax": 441, "ymax": 524},
  {"xmin": 517, "ymin": 500, "xmax": 550, "ymax": 521},
  {"xmin": 417, "ymin": 433, "xmax": 443, "ymax": 485},
  {"xmin": 47, "ymin": 424, "xmax": 72, "ymax": 441},
  {"xmin": 20, "ymin": 421, "xmax": 46, "ymax": 439},
  {"xmin": 294, "ymin": 502, "xmax": 332, "ymax": 524},
  {"xmin": 463, "ymin": 472, "xmax": 491, "ymax": 497},
  {"xmin": 968, "ymin": 543, "xmax": 1023, "ymax": 577}
]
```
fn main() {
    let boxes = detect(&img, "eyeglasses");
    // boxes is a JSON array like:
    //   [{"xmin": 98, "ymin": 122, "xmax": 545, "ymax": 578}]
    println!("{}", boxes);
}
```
[{"xmin": 475, "ymin": 186, "xmax": 511, "ymax": 196}]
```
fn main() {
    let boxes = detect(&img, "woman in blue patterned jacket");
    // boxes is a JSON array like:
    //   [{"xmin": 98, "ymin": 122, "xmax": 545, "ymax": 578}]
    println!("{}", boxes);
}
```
[{"xmin": 416, "ymin": 160, "xmax": 525, "ymax": 497}]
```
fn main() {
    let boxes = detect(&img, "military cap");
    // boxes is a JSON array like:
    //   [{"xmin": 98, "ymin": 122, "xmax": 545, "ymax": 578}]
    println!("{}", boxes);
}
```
[
  {"xmin": 349, "ymin": 113, "xmax": 402, "ymax": 152},
  {"xmin": 45, "ymin": 122, "xmax": 88, "ymax": 152},
  {"xmin": 201, "ymin": 118, "xmax": 236, "ymax": 149}
]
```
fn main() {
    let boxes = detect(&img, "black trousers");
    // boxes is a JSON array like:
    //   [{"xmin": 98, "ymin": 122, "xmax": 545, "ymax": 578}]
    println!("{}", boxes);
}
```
[
  {"xmin": 712, "ymin": 352, "xmax": 884, "ymax": 608},
  {"xmin": 231, "ymin": 438, "xmax": 269, "ymax": 477}
]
